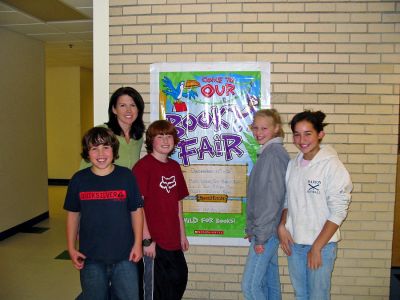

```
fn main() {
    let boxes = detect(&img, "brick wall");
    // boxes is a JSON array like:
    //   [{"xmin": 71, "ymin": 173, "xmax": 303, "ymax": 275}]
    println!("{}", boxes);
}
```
[{"xmin": 108, "ymin": 1, "xmax": 400, "ymax": 299}]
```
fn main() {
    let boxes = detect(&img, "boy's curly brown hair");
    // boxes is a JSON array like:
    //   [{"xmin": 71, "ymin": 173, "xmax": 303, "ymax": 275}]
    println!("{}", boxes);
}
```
[{"xmin": 81, "ymin": 127, "xmax": 120, "ymax": 163}]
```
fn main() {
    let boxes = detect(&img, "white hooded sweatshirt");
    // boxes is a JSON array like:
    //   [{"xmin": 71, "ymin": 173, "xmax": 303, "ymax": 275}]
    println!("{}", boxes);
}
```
[{"xmin": 284, "ymin": 145, "xmax": 353, "ymax": 245}]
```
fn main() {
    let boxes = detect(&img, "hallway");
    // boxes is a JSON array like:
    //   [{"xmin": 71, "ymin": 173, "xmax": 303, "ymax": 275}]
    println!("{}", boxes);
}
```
[{"xmin": 0, "ymin": 215, "xmax": 81, "ymax": 299}]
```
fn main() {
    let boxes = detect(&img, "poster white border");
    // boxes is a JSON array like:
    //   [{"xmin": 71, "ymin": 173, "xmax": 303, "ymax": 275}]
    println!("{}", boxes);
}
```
[{"xmin": 150, "ymin": 62, "xmax": 271, "ymax": 246}]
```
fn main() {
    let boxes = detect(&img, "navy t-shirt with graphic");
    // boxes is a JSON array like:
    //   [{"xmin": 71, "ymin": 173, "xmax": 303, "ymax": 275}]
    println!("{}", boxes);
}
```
[{"xmin": 64, "ymin": 165, "xmax": 143, "ymax": 263}]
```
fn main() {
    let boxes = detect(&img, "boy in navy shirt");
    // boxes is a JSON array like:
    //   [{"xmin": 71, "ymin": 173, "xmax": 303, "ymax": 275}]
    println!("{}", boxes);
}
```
[{"xmin": 64, "ymin": 127, "xmax": 143, "ymax": 300}]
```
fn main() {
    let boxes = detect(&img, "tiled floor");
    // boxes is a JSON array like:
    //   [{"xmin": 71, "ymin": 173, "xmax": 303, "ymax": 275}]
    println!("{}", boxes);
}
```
[
  {"xmin": 0, "ymin": 215, "xmax": 81, "ymax": 300},
  {"xmin": 1, "ymin": 186, "xmax": 399, "ymax": 299},
  {"xmin": 3, "ymin": 216, "xmax": 399, "ymax": 300}
]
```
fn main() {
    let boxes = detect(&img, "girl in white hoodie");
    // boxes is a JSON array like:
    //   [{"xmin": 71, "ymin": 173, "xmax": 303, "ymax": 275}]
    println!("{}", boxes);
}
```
[{"xmin": 278, "ymin": 110, "xmax": 352, "ymax": 300}]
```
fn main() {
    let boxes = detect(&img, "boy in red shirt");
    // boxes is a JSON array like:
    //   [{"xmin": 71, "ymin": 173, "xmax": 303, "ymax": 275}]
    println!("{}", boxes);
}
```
[{"xmin": 133, "ymin": 120, "xmax": 189, "ymax": 300}]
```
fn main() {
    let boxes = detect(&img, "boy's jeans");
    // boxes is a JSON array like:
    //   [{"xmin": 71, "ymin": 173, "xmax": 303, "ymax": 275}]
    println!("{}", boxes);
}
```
[
  {"xmin": 287, "ymin": 242, "xmax": 337, "ymax": 300},
  {"xmin": 80, "ymin": 259, "xmax": 139, "ymax": 300},
  {"xmin": 241, "ymin": 235, "xmax": 281, "ymax": 300}
]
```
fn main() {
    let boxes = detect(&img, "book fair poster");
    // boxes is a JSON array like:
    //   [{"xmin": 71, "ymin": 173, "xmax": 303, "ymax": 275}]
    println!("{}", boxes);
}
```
[{"xmin": 150, "ymin": 62, "xmax": 271, "ymax": 246}]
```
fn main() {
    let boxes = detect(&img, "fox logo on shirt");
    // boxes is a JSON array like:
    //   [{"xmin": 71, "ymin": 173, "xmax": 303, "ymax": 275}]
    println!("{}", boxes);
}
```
[{"xmin": 160, "ymin": 176, "xmax": 176, "ymax": 193}]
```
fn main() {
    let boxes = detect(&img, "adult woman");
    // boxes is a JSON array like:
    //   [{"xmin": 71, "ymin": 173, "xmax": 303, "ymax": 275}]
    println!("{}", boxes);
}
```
[{"xmin": 80, "ymin": 86, "xmax": 145, "ymax": 169}]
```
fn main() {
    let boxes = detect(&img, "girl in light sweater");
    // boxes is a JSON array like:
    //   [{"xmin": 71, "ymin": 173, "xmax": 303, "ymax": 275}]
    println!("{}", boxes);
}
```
[{"xmin": 278, "ymin": 110, "xmax": 352, "ymax": 300}]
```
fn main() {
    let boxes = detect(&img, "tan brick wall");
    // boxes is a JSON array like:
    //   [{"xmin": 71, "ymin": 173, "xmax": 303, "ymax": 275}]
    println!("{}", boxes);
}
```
[{"xmin": 109, "ymin": 1, "xmax": 399, "ymax": 299}]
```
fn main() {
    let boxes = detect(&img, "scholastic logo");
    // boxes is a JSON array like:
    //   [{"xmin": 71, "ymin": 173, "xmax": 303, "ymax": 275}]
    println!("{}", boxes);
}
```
[
  {"xmin": 194, "ymin": 230, "xmax": 224, "ymax": 235},
  {"xmin": 80, "ymin": 190, "xmax": 127, "ymax": 201}
]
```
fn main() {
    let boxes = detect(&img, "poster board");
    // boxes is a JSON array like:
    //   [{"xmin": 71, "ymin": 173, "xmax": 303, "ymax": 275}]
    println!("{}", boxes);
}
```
[{"xmin": 150, "ymin": 62, "xmax": 270, "ymax": 245}]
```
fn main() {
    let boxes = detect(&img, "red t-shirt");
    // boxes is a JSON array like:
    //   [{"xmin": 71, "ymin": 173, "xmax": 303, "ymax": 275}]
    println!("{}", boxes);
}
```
[{"xmin": 133, "ymin": 154, "xmax": 189, "ymax": 250}]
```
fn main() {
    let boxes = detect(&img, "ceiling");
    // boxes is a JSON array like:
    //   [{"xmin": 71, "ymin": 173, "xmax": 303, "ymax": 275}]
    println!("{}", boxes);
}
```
[{"xmin": 0, "ymin": 0, "xmax": 93, "ymax": 69}]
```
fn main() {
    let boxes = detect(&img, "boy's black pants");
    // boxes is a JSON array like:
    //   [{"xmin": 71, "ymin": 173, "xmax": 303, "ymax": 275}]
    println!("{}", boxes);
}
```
[{"xmin": 143, "ymin": 245, "xmax": 188, "ymax": 300}]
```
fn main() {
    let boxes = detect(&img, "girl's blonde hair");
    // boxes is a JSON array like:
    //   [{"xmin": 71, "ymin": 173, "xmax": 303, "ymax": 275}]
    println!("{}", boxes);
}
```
[{"xmin": 253, "ymin": 109, "xmax": 285, "ymax": 138}]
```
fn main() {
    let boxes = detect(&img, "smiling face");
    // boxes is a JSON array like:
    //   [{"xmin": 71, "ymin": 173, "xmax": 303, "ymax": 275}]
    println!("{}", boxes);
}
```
[
  {"xmin": 251, "ymin": 115, "xmax": 279, "ymax": 145},
  {"xmin": 88, "ymin": 144, "xmax": 114, "ymax": 175},
  {"xmin": 293, "ymin": 120, "xmax": 325, "ymax": 160},
  {"xmin": 112, "ymin": 95, "xmax": 138, "ymax": 130},
  {"xmin": 151, "ymin": 134, "xmax": 175, "ymax": 161}
]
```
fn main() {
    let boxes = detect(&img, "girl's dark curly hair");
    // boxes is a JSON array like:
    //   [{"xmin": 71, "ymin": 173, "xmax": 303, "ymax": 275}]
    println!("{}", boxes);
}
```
[{"xmin": 290, "ymin": 110, "xmax": 328, "ymax": 133}]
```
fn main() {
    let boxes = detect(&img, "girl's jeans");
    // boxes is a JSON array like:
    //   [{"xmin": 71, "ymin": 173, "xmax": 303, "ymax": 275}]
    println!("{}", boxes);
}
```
[
  {"xmin": 241, "ymin": 235, "xmax": 282, "ymax": 300},
  {"xmin": 287, "ymin": 242, "xmax": 337, "ymax": 300},
  {"xmin": 80, "ymin": 259, "xmax": 139, "ymax": 300}
]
